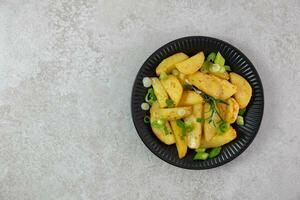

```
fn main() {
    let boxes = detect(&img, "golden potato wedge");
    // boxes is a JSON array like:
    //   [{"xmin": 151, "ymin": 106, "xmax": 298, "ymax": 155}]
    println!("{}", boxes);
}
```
[
  {"xmin": 230, "ymin": 72, "xmax": 252, "ymax": 108},
  {"xmin": 187, "ymin": 72, "xmax": 222, "ymax": 99},
  {"xmin": 178, "ymin": 91, "xmax": 204, "ymax": 106},
  {"xmin": 177, "ymin": 72, "xmax": 187, "ymax": 85},
  {"xmin": 156, "ymin": 106, "xmax": 192, "ymax": 120},
  {"xmin": 225, "ymin": 98, "xmax": 239, "ymax": 123},
  {"xmin": 200, "ymin": 126, "xmax": 237, "ymax": 148},
  {"xmin": 156, "ymin": 53, "xmax": 189, "ymax": 75},
  {"xmin": 151, "ymin": 78, "xmax": 169, "ymax": 108},
  {"xmin": 184, "ymin": 104, "xmax": 203, "ymax": 149},
  {"xmin": 160, "ymin": 75, "xmax": 183, "ymax": 106},
  {"xmin": 204, "ymin": 102, "xmax": 221, "ymax": 141},
  {"xmin": 175, "ymin": 52, "xmax": 205, "ymax": 74},
  {"xmin": 170, "ymin": 120, "xmax": 187, "ymax": 158},
  {"xmin": 150, "ymin": 102, "xmax": 175, "ymax": 145},
  {"xmin": 209, "ymin": 71, "xmax": 229, "ymax": 80},
  {"xmin": 211, "ymin": 75, "xmax": 237, "ymax": 100}
]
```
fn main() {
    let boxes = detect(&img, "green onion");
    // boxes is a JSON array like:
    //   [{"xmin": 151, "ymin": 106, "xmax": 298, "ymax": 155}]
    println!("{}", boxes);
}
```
[
  {"xmin": 159, "ymin": 72, "xmax": 168, "ymax": 80},
  {"xmin": 214, "ymin": 52, "xmax": 225, "ymax": 67},
  {"xmin": 209, "ymin": 147, "xmax": 222, "ymax": 158},
  {"xmin": 238, "ymin": 108, "xmax": 246, "ymax": 116},
  {"xmin": 163, "ymin": 126, "xmax": 169, "ymax": 135},
  {"xmin": 236, "ymin": 116, "xmax": 244, "ymax": 126},
  {"xmin": 217, "ymin": 120, "xmax": 229, "ymax": 135},
  {"xmin": 196, "ymin": 118, "xmax": 205, "ymax": 123},
  {"xmin": 185, "ymin": 122, "xmax": 193, "ymax": 132},
  {"xmin": 207, "ymin": 52, "xmax": 216, "ymax": 62},
  {"xmin": 166, "ymin": 99, "xmax": 175, "ymax": 108},
  {"xmin": 201, "ymin": 61, "xmax": 212, "ymax": 73},
  {"xmin": 152, "ymin": 119, "xmax": 169, "ymax": 135},
  {"xmin": 224, "ymin": 65, "xmax": 231, "ymax": 71},
  {"xmin": 145, "ymin": 88, "xmax": 157, "ymax": 106},
  {"xmin": 195, "ymin": 148, "xmax": 206, "ymax": 153},
  {"xmin": 143, "ymin": 115, "xmax": 150, "ymax": 124},
  {"xmin": 193, "ymin": 152, "xmax": 209, "ymax": 160},
  {"xmin": 176, "ymin": 119, "xmax": 187, "ymax": 139},
  {"xmin": 209, "ymin": 64, "xmax": 225, "ymax": 73},
  {"xmin": 172, "ymin": 69, "xmax": 179, "ymax": 76}
]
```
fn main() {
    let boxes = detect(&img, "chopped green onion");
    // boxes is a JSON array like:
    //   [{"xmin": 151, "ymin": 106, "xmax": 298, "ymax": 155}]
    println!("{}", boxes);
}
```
[
  {"xmin": 193, "ymin": 152, "xmax": 209, "ymax": 160},
  {"xmin": 201, "ymin": 61, "xmax": 212, "ymax": 73},
  {"xmin": 236, "ymin": 116, "xmax": 244, "ymax": 126},
  {"xmin": 238, "ymin": 108, "xmax": 246, "ymax": 116},
  {"xmin": 152, "ymin": 119, "xmax": 169, "ymax": 135},
  {"xmin": 166, "ymin": 99, "xmax": 175, "ymax": 108},
  {"xmin": 224, "ymin": 65, "xmax": 231, "ymax": 71},
  {"xmin": 176, "ymin": 119, "xmax": 187, "ymax": 139},
  {"xmin": 207, "ymin": 52, "xmax": 216, "ymax": 62},
  {"xmin": 217, "ymin": 120, "xmax": 229, "ymax": 135},
  {"xmin": 209, "ymin": 147, "xmax": 222, "ymax": 158},
  {"xmin": 145, "ymin": 88, "xmax": 157, "ymax": 106},
  {"xmin": 214, "ymin": 52, "xmax": 225, "ymax": 67},
  {"xmin": 172, "ymin": 69, "xmax": 179, "ymax": 76},
  {"xmin": 143, "ymin": 115, "xmax": 150, "ymax": 124},
  {"xmin": 195, "ymin": 148, "xmax": 206, "ymax": 153},
  {"xmin": 209, "ymin": 64, "xmax": 225, "ymax": 73},
  {"xmin": 141, "ymin": 102, "xmax": 150, "ymax": 110},
  {"xmin": 142, "ymin": 77, "xmax": 152, "ymax": 88},
  {"xmin": 196, "ymin": 118, "xmax": 205, "ymax": 123},
  {"xmin": 185, "ymin": 122, "xmax": 193, "ymax": 132},
  {"xmin": 159, "ymin": 72, "xmax": 168, "ymax": 80}
]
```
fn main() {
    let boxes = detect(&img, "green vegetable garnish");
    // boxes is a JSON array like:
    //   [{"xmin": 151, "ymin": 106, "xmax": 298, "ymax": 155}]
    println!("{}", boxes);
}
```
[
  {"xmin": 201, "ymin": 61, "xmax": 212, "ymax": 73},
  {"xmin": 193, "ymin": 152, "xmax": 209, "ymax": 160},
  {"xmin": 176, "ymin": 119, "xmax": 187, "ymax": 139},
  {"xmin": 166, "ymin": 99, "xmax": 175, "ymax": 108},
  {"xmin": 145, "ymin": 88, "xmax": 157, "ymax": 106},
  {"xmin": 217, "ymin": 120, "xmax": 229, "ymax": 135},
  {"xmin": 209, "ymin": 147, "xmax": 222, "ymax": 158},
  {"xmin": 196, "ymin": 118, "xmax": 205, "ymax": 123},
  {"xmin": 214, "ymin": 52, "xmax": 225, "ymax": 67},
  {"xmin": 152, "ymin": 119, "xmax": 169, "ymax": 135},
  {"xmin": 195, "ymin": 148, "xmax": 206, "ymax": 153},
  {"xmin": 224, "ymin": 65, "xmax": 231, "ymax": 71},
  {"xmin": 238, "ymin": 108, "xmax": 246, "ymax": 116},
  {"xmin": 209, "ymin": 64, "xmax": 225, "ymax": 73},
  {"xmin": 159, "ymin": 72, "xmax": 168, "ymax": 80},
  {"xmin": 143, "ymin": 115, "xmax": 150, "ymax": 124},
  {"xmin": 236, "ymin": 116, "xmax": 244, "ymax": 126},
  {"xmin": 206, "ymin": 52, "xmax": 216, "ymax": 62}
]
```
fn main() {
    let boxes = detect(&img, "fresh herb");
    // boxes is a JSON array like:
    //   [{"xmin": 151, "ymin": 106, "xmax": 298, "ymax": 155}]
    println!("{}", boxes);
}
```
[
  {"xmin": 207, "ymin": 52, "xmax": 216, "ymax": 62},
  {"xmin": 236, "ymin": 116, "xmax": 244, "ymax": 126},
  {"xmin": 143, "ymin": 115, "xmax": 150, "ymax": 124},
  {"xmin": 195, "ymin": 148, "xmax": 206, "ymax": 153},
  {"xmin": 201, "ymin": 61, "xmax": 212, "ymax": 73},
  {"xmin": 145, "ymin": 88, "xmax": 157, "ymax": 106},
  {"xmin": 166, "ymin": 99, "xmax": 175, "ymax": 108},
  {"xmin": 214, "ymin": 52, "xmax": 225, "ymax": 67},
  {"xmin": 193, "ymin": 152, "xmax": 209, "ymax": 160},
  {"xmin": 217, "ymin": 119, "xmax": 229, "ymax": 135},
  {"xmin": 176, "ymin": 120, "xmax": 193, "ymax": 139},
  {"xmin": 152, "ymin": 119, "xmax": 169, "ymax": 135},
  {"xmin": 159, "ymin": 72, "xmax": 168, "ymax": 80},
  {"xmin": 209, "ymin": 63, "xmax": 225, "ymax": 73},
  {"xmin": 196, "ymin": 118, "xmax": 205, "ymax": 123},
  {"xmin": 224, "ymin": 65, "xmax": 231, "ymax": 71},
  {"xmin": 209, "ymin": 147, "xmax": 222, "ymax": 158},
  {"xmin": 238, "ymin": 108, "xmax": 246, "ymax": 116}
]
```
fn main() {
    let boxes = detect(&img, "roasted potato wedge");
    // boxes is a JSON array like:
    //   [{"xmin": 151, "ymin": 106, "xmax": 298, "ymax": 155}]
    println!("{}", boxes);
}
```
[
  {"xmin": 212, "ymin": 75, "xmax": 237, "ymax": 100},
  {"xmin": 177, "ymin": 72, "xmax": 187, "ymax": 85},
  {"xmin": 187, "ymin": 72, "xmax": 222, "ymax": 99},
  {"xmin": 200, "ymin": 126, "xmax": 237, "ymax": 148},
  {"xmin": 178, "ymin": 91, "xmax": 204, "ymax": 106},
  {"xmin": 161, "ymin": 75, "xmax": 183, "ymax": 106},
  {"xmin": 156, "ymin": 53, "xmax": 189, "ymax": 75},
  {"xmin": 217, "ymin": 98, "xmax": 239, "ymax": 124},
  {"xmin": 156, "ymin": 107, "xmax": 192, "ymax": 120},
  {"xmin": 209, "ymin": 71, "xmax": 229, "ymax": 80},
  {"xmin": 184, "ymin": 104, "xmax": 203, "ymax": 149},
  {"xmin": 150, "ymin": 102, "xmax": 175, "ymax": 145},
  {"xmin": 176, "ymin": 52, "xmax": 205, "ymax": 74},
  {"xmin": 170, "ymin": 120, "xmax": 187, "ymax": 158},
  {"xmin": 204, "ymin": 102, "xmax": 221, "ymax": 141},
  {"xmin": 151, "ymin": 78, "xmax": 168, "ymax": 108},
  {"xmin": 230, "ymin": 72, "xmax": 252, "ymax": 108}
]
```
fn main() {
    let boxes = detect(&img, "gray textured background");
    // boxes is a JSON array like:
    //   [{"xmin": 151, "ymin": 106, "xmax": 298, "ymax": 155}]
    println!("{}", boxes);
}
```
[{"xmin": 0, "ymin": 0, "xmax": 299, "ymax": 200}]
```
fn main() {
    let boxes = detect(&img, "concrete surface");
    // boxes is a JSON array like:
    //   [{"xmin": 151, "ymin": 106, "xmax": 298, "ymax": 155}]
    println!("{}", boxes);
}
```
[{"xmin": 0, "ymin": 0, "xmax": 299, "ymax": 199}]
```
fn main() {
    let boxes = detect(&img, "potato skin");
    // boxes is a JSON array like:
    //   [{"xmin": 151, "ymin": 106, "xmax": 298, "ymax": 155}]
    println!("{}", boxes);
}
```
[
  {"xmin": 230, "ymin": 72, "xmax": 252, "ymax": 108},
  {"xmin": 200, "ymin": 126, "xmax": 237, "ymax": 148},
  {"xmin": 161, "ymin": 75, "xmax": 183, "ymax": 106},
  {"xmin": 203, "ymin": 102, "xmax": 220, "ymax": 141},
  {"xmin": 170, "ymin": 120, "xmax": 187, "ymax": 158},
  {"xmin": 217, "ymin": 98, "xmax": 239, "ymax": 124},
  {"xmin": 209, "ymin": 71, "xmax": 229, "ymax": 80},
  {"xmin": 211, "ymin": 75, "xmax": 237, "ymax": 100},
  {"xmin": 176, "ymin": 52, "xmax": 205, "ymax": 74},
  {"xmin": 156, "ymin": 53, "xmax": 189, "ymax": 75},
  {"xmin": 151, "ymin": 78, "xmax": 168, "ymax": 108},
  {"xmin": 178, "ymin": 91, "xmax": 204, "ymax": 106},
  {"xmin": 156, "ymin": 107, "xmax": 192, "ymax": 120},
  {"xmin": 150, "ymin": 102, "xmax": 175, "ymax": 145}
]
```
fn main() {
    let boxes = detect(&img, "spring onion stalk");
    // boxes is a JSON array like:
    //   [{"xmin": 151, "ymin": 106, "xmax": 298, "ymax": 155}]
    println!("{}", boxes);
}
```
[
  {"xmin": 142, "ymin": 77, "xmax": 152, "ymax": 88},
  {"xmin": 201, "ymin": 61, "xmax": 212, "ymax": 73},
  {"xmin": 193, "ymin": 152, "xmax": 209, "ymax": 160},
  {"xmin": 195, "ymin": 148, "xmax": 206, "ymax": 153},
  {"xmin": 159, "ymin": 72, "xmax": 168, "ymax": 80},
  {"xmin": 224, "ymin": 65, "xmax": 231, "ymax": 71},
  {"xmin": 214, "ymin": 52, "xmax": 225, "ymax": 67},
  {"xmin": 141, "ymin": 102, "xmax": 150, "ymax": 110},
  {"xmin": 143, "ymin": 115, "xmax": 150, "ymax": 124},
  {"xmin": 207, "ymin": 52, "xmax": 216, "ymax": 62},
  {"xmin": 145, "ymin": 88, "xmax": 157, "ymax": 106},
  {"xmin": 209, "ymin": 147, "xmax": 222, "ymax": 158},
  {"xmin": 236, "ymin": 116, "xmax": 244, "ymax": 126},
  {"xmin": 238, "ymin": 108, "xmax": 246, "ymax": 116},
  {"xmin": 210, "ymin": 64, "xmax": 225, "ymax": 73}
]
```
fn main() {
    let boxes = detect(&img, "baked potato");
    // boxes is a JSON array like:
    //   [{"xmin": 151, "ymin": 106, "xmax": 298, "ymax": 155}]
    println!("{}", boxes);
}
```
[
  {"xmin": 156, "ymin": 53, "xmax": 189, "ymax": 75},
  {"xmin": 176, "ymin": 52, "xmax": 205, "ymax": 74},
  {"xmin": 156, "ymin": 106, "xmax": 192, "ymax": 120},
  {"xmin": 178, "ymin": 91, "xmax": 204, "ymax": 106},
  {"xmin": 170, "ymin": 120, "xmax": 187, "ymax": 158},
  {"xmin": 151, "ymin": 78, "xmax": 168, "ymax": 108},
  {"xmin": 161, "ymin": 75, "xmax": 183, "ymax": 106},
  {"xmin": 200, "ymin": 126, "xmax": 237, "ymax": 148},
  {"xmin": 230, "ymin": 72, "xmax": 252, "ymax": 108}
]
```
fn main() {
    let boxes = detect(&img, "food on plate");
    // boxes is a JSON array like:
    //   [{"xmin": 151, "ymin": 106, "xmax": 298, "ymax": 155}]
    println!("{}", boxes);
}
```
[{"xmin": 141, "ymin": 51, "xmax": 252, "ymax": 159}]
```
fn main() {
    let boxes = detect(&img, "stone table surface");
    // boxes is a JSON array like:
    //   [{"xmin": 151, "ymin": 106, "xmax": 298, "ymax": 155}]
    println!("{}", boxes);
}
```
[{"xmin": 0, "ymin": 0, "xmax": 299, "ymax": 200}]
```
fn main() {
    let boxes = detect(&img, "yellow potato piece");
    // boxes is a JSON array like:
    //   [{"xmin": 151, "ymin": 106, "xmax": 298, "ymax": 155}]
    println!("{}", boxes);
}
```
[
  {"xmin": 170, "ymin": 120, "xmax": 187, "ymax": 158},
  {"xmin": 161, "ymin": 75, "xmax": 183, "ymax": 106},
  {"xmin": 209, "ymin": 71, "xmax": 229, "ymax": 80},
  {"xmin": 200, "ymin": 126, "xmax": 237, "ymax": 148},
  {"xmin": 230, "ymin": 72, "xmax": 253, "ymax": 108},
  {"xmin": 217, "ymin": 98, "xmax": 239, "ymax": 124},
  {"xmin": 178, "ymin": 91, "xmax": 204, "ymax": 106},
  {"xmin": 212, "ymin": 75, "xmax": 237, "ymax": 100},
  {"xmin": 176, "ymin": 52, "xmax": 205, "ymax": 74},
  {"xmin": 204, "ymin": 102, "xmax": 220, "ymax": 141},
  {"xmin": 187, "ymin": 72, "xmax": 222, "ymax": 99},
  {"xmin": 184, "ymin": 104, "xmax": 203, "ymax": 149},
  {"xmin": 177, "ymin": 72, "xmax": 186, "ymax": 85},
  {"xmin": 151, "ymin": 78, "xmax": 168, "ymax": 108},
  {"xmin": 156, "ymin": 107, "xmax": 192, "ymax": 120},
  {"xmin": 150, "ymin": 102, "xmax": 175, "ymax": 145},
  {"xmin": 156, "ymin": 53, "xmax": 189, "ymax": 75}
]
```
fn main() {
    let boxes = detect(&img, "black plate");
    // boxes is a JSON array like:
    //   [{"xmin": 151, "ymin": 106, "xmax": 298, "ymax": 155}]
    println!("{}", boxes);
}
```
[{"xmin": 131, "ymin": 36, "xmax": 264, "ymax": 169}]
